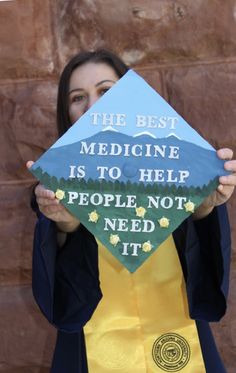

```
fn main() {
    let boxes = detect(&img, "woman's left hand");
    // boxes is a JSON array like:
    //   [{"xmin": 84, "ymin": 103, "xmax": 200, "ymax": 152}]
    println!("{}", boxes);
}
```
[{"xmin": 193, "ymin": 148, "xmax": 236, "ymax": 219}]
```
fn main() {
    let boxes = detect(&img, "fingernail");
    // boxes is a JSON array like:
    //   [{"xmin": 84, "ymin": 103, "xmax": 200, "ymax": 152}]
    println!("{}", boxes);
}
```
[{"xmin": 219, "ymin": 176, "xmax": 227, "ymax": 183}]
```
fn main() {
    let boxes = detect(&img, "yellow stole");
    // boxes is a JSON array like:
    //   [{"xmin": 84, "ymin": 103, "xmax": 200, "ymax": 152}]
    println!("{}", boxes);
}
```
[{"xmin": 84, "ymin": 235, "xmax": 206, "ymax": 372}]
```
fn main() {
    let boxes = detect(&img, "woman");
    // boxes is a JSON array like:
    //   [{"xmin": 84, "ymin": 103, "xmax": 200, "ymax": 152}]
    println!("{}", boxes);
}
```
[{"xmin": 27, "ymin": 49, "xmax": 236, "ymax": 373}]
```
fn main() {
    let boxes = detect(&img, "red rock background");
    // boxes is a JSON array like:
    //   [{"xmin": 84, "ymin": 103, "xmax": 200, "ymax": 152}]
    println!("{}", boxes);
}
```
[{"xmin": 0, "ymin": 0, "xmax": 235, "ymax": 371}]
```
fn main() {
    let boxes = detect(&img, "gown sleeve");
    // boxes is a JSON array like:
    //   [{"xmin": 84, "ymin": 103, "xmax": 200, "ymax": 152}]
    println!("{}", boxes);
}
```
[
  {"xmin": 32, "ymin": 201, "xmax": 231, "ymax": 328},
  {"xmin": 32, "ymin": 210, "xmax": 102, "ymax": 333},
  {"xmin": 173, "ymin": 204, "xmax": 231, "ymax": 322}
]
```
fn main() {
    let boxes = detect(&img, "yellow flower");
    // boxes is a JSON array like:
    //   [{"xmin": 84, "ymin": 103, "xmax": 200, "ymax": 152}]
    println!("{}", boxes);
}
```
[
  {"xmin": 136, "ymin": 206, "xmax": 147, "ymax": 218},
  {"xmin": 109, "ymin": 234, "xmax": 120, "ymax": 246},
  {"xmin": 55, "ymin": 189, "xmax": 65, "ymax": 200},
  {"xmin": 158, "ymin": 217, "xmax": 170, "ymax": 228},
  {"xmin": 184, "ymin": 200, "xmax": 195, "ymax": 213},
  {"xmin": 88, "ymin": 210, "xmax": 99, "ymax": 223},
  {"xmin": 142, "ymin": 241, "xmax": 152, "ymax": 252}
]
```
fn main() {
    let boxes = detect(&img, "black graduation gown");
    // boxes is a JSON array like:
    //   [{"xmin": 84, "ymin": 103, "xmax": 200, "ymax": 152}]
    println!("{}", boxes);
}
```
[{"xmin": 32, "ymin": 205, "xmax": 231, "ymax": 373}]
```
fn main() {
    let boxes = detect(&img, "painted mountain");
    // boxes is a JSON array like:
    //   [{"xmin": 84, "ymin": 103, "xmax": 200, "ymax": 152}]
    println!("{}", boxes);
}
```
[{"xmin": 31, "ymin": 129, "xmax": 227, "ymax": 188}]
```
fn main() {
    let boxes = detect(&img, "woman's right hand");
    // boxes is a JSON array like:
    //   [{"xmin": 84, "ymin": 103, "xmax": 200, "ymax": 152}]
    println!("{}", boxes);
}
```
[{"xmin": 27, "ymin": 161, "xmax": 80, "ymax": 232}]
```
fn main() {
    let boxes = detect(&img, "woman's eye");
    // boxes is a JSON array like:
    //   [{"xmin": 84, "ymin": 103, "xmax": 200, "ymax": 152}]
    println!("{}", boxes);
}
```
[
  {"xmin": 72, "ymin": 95, "xmax": 85, "ymax": 103},
  {"xmin": 99, "ymin": 87, "xmax": 110, "ymax": 96}
]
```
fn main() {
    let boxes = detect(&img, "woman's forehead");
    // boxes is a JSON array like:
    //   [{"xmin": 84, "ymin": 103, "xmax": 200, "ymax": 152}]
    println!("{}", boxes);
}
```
[{"xmin": 69, "ymin": 62, "xmax": 119, "ymax": 90}]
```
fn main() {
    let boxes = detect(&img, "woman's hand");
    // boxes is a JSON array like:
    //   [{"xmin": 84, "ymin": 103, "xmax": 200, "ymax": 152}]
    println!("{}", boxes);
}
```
[
  {"xmin": 27, "ymin": 161, "xmax": 80, "ymax": 232},
  {"xmin": 193, "ymin": 148, "xmax": 236, "ymax": 220}
]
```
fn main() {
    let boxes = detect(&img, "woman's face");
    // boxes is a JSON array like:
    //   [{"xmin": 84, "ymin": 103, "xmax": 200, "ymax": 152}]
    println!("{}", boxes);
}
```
[{"xmin": 68, "ymin": 62, "xmax": 119, "ymax": 124}]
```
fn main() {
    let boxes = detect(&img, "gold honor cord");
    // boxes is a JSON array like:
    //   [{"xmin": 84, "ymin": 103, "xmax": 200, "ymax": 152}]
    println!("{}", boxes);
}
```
[{"xmin": 84, "ymin": 235, "xmax": 206, "ymax": 372}]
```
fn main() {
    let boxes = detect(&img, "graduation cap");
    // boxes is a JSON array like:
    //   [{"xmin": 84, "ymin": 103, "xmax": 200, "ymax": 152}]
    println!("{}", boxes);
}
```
[{"xmin": 30, "ymin": 70, "xmax": 228, "ymax": 272}]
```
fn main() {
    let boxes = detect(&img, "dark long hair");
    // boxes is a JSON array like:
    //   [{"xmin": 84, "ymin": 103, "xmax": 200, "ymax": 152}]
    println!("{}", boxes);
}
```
[
  {"xmin": 31, "ymin": 50, "xmax": 128, "ymax": 209},
  {"xmin": 57, "ymin": 49, "xmax": 129, "ymax": 137}
]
